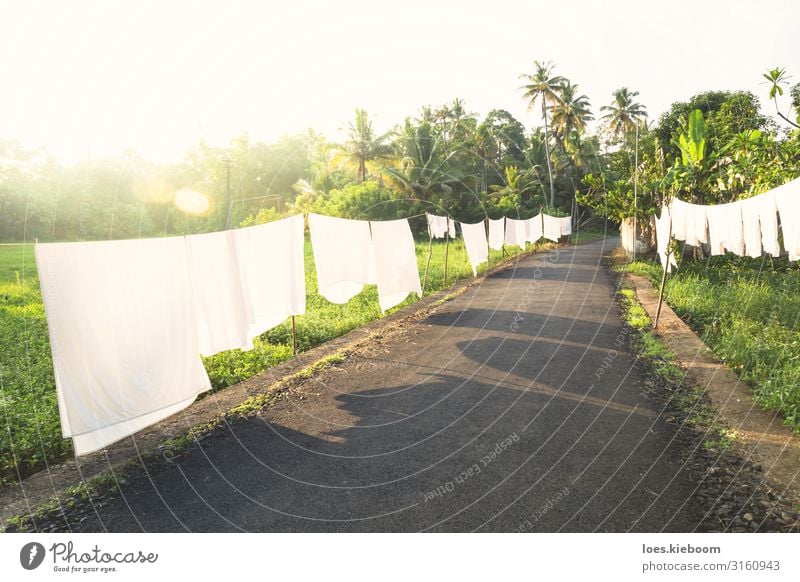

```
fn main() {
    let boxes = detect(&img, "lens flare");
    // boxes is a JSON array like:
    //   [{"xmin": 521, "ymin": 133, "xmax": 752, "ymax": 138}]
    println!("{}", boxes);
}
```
[{"xmin": 174, "ymin": 189, "xmax": 210, "ymax": 215}]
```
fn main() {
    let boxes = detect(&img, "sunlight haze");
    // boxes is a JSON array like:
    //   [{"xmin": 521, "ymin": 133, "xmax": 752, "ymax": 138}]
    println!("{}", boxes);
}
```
[{"xmin": 1, "ymin": 0, "xmax": 797, "ymax": 163}]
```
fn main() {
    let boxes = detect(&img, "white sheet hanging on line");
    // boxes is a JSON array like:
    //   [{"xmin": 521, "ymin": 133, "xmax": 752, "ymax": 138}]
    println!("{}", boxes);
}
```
[
  {"xmin": 35, "ymin": 237, "xmax": 212, "ymax": 456},
  {"xmin": 370, "ymin": 219, "xmax": 422, "ymax": 312},
  {"xmin": 504, "ymin": 218, "xmax": 527, "ymax": 248},
  {"xmin": 739, "ymin": 197, "xmax": 763, "ymax": 258},
  {"xmin": 308, "ymin": 213, "xmax": 376, "ymax": 304},
  {"xmin": 233, "ymin": 215, "xmax": 306, "ymax": 340},
  {"xmin": 756, "ymin": 191, "xmax": 780, "ymax": 257},
  {"xmin": 724, "ymin": 203, "xmax": 745, "ymax": 256},
  {"xmin": 529, "ymin": 212, "xmax": 544, "ymax": 244},
  {"xmin": 426, "ymin": 214, "xmax": 455, "ymax": 239},
  {"xmin": 527, "ymin": 214, "xmax": 543, "ymax": 243},
  {"xmin": 671, "ymin": 198, "xmax": 708, "ymax": 246},
  {"xmin": 543, "ymin": 214, "xmax": 561, "ymax": 242},
  {"xmin": 460, "ymin": 221, "xmax": 489, "ymax": 275},
  {"xmin": 774, "ymin": 178, "xmax": 800, "ymax": 261},
  {"xmin": 704, "ymin": 204, "xmax": 730, "ymax": 256},
  {"xmin": 559, "ymin": 216, "xmax": 572, "ymax": 236},
  {"xmin": 654, "ymin": 206, "xmax": 677, "ymax": 272},
  {"xmin": 186, "ymin": 230, "xmax": 251, "ymax": 356},
  {"xmin": 488, "ymin": 218, "xmax": 505, "ymax": 250},
  {"xmin": 669, "ymin": 198, "xmax": 688, "ymax": 242}
]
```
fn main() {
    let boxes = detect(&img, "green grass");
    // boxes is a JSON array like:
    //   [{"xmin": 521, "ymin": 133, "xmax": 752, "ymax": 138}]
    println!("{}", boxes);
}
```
[
  {"xmin": 0, "ymin": 234, "xmax": 604, "ymax": 485},
  {"xmin": 617, "ymin": 255, "xmax": 800, "ymax": 432},
  {"xmin": 617, "ymin": 287, "xmax": 737, "ymax": 452}
]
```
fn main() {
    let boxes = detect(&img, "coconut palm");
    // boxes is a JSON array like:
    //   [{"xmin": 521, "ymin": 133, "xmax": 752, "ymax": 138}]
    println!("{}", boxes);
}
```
[
  {"xmin": 601, "ymin": 87, "xmax": 647, "ymax": 141},
  {"xmin": 337, "ymin": 109, "xmax": 394, "ymax": 183},
  {"xmin": 520, "ymin": 61, "xmax": 565, "ymax": 206},
  {"xmin": 550, "ymin": 81, "xmax": 593, "ymax": 143}
]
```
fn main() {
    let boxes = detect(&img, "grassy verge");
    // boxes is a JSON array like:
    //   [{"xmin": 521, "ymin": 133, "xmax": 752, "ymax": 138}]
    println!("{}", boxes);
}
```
[
  {"xmin": 0, "ymin": 232, "xmax": 606, "ymax": 486},
  {"xmin": 617, "ymin": 285, "xmax": 738, "ymax": 452},
  {"xmin": 615, "ymin": 255, "xmax": 800, "ymax": 432}
]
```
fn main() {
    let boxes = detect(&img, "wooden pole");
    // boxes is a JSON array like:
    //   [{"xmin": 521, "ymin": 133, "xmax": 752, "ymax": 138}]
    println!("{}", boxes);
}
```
[
  {"xmin": 443, "ymin": 217, "xmax": 450, "ymax": 286},
  {"xmin": 421, "ymin": 214, "xmax": 434, "ymax": 297},
  {"xmin": 291, "ymin": 315, "xmax": 297, "ymax": 355}
]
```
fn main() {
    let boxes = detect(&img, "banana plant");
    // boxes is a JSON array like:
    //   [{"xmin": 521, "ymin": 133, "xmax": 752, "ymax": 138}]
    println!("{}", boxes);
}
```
[{"xmin": 676, "ymin": 109, "xmax": 706, "ymax": 166}]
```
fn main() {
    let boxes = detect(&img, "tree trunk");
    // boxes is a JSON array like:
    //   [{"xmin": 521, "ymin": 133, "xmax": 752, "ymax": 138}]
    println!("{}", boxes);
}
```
[{"xmin": 542, "ymin": 98, "xmax": 555, "ymax": 207}]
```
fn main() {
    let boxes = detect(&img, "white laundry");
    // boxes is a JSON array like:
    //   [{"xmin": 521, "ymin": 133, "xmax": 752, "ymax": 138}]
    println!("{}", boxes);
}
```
[
  {"xmin": 35, "ymin": 237, "xmax": 212, "ymax": 456},
  {"xmin": 739, "ymin": 197, "xmax": 763, "ymax": 258},
  {"xmin": 504, "ymin": 218, "xmax": 527, "ymax": 248},
  {"xmin": 669, "ymin": 198, "xmax": 688, "ymax": 242},
  {"xmin": 654, "ymin": 206, "xmax": 677, "ymax": 272},
  {"xmin": 233, "ymin": 215, "xmax": 306, "ymax": 340},
  {"xmin": 488, "ymin": 218, "xmax": 505, "ymax": 250},
  {"xmin": 426, "ymin": 214, "xmax": 455, "ymax": 239},
  {"xmin": 704, "ymin": 204, "xmax": 730, "ymax": 256},
  {"xmin": 527, "ymin": 214, "xmax": 543, "ymax": 243},
  {"xmin": 559, "ymin": 216, "xmax": 573, "ymax": 236},
  {"xmin": 671, "ymin": 198, "xmax": 707, "ymax": 246},
  {"xmin": 774, "ymin": 178, "xmax": 800, "ymax": 260},
  {"xmin": 369, "ymin": 219, "xmax": 422, "ymax": 312},
  {"xmin": 724, "ymin": 203, "xmax": 745, "ymax": 256},
  {"xmin": 756, "ymin": 191, "xmax": 780, "ymax": 256},
  {"xmin": 186, "ymin": 230, "xmax": 251, "ymax": 356},
  {"xmin": 543, "ymin": 214, "xmax": 561, "ymax": 242},
  {"xmin": 460, "ymin": 221, "xmax": 489, "ymax": 275},
  {"xmin": 308, "ymin": 213, "xmax": 376, "ymax": 304}
]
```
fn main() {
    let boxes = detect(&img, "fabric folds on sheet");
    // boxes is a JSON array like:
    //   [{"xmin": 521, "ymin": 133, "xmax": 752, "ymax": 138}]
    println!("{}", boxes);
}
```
[
  {"xmin": 370, "ymin": 219, "xmax": 422, "ymax": 312},
  {"xmin": 460, "ymin": 221, "xmax": 489, "ymax": 276},
  {"xmin": 774, "ymin": 178, "xmax": 800, "ymax": 261},
  {"xmin": 543, "ymin": 214, "xmax": 561, "ymax": 242},
  {"xmin": 739, "ymin": 197, "xmax": 763, "ymax": 258},
  {"xmin": 35, "ymin": 237, "xmax": 212, "ymax": 456},
  {"xmin": 426, "ymin": 214, "xmax": 455, "ymax": 239},
  {"xmin": 558, "ymin": 216, "xmax": 572, "ymax": 236},
  {"xmin": 233, "ymin": 215, "xmax": 306, "ymax": 340},
  {"xmin": 654, "ymin": 206, "xmax": 677, "ymax": 272},
  {"xmin": 527, "ymin": 214, "xmax": 543, "ymax": 243},
  {"xmin": 308, "ymin": 213, "xmax": 376, "ymax": 304},
  {"xmin": 186, "ymin": 230, "xmax": 251, "ymax": 355},
  {"xmin": 756, "ymin": 191, "xmax": 780, "ymax": 257},
  {"xmin": 488, "ymin": 218, "xmax": 505, "ymax": 251},
  {"xmin": 504, "ymin": 218, "xmax": 527, "ymax": 248}
]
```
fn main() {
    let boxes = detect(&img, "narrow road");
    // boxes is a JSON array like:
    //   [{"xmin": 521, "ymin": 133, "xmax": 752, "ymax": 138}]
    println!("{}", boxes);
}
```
[{"xmin": 55, "ymin": 238, "xmax": 703, "ymax": 532}]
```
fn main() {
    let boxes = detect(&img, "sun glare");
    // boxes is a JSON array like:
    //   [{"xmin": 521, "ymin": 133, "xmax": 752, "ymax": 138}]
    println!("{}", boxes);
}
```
[{"xmin": 174, "ymin": 188, "xmax": 210, "ymax": 215}]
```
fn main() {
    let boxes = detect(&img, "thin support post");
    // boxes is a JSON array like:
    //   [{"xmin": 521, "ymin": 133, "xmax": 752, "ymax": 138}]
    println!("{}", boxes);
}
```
[
  {"xmin": 443, "ymin": 218, "xmax": 450, "ymax": 287},
  {"xmin": 653, "ymin": 219, "xmax": 673, "ymax": 330},
  {"xmin": 485, "ymin": 218, "xmax": 491, "ymax": 269},
  {"xmin": 291, "ymin": 315, "xmax": 297, "ymax": 355},
  {"xmin": 653, "ymin": 257, "xmax": 670, "ymax": 330},
  {"xmin": 421, "ymin": 216, "xmax": 434, "ymax": 297}
]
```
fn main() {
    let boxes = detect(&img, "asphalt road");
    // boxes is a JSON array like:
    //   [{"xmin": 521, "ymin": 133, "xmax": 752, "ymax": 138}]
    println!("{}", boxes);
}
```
[{"xmin": 53, "ymin": 238, "xmax": 704, "ymax": 532}]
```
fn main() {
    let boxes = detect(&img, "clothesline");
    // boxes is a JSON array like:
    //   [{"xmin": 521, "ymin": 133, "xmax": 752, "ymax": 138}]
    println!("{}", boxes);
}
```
[
  {"xmin": 35, "ymin": 209, "xmax": 574, "ymax": 456},
  {"xmin": 653, "ymin": 177, "xmax": 800, "ymax": 271}
]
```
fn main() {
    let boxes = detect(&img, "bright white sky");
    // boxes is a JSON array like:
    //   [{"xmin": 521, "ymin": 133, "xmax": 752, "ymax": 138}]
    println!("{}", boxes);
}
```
[{"xmin": 1, "ymin": 0, "xmax": 798, "ymax": 164}]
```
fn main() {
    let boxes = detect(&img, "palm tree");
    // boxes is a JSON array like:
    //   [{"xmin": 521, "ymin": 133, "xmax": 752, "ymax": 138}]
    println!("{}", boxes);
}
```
[
  {"xmin": 337, "ymin": 109, "xmax": 394, "ymax": 183},
  {"xmin": 601, "ymin": 87, "xmax": 647, "ymax": 141},
  {"xmin": 520, "ymin": 61, "xmax": 565, "ymax": 206},
  {"xmin": 550, "ymin": 81, "xmax": 593, "ymax": 143}
]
